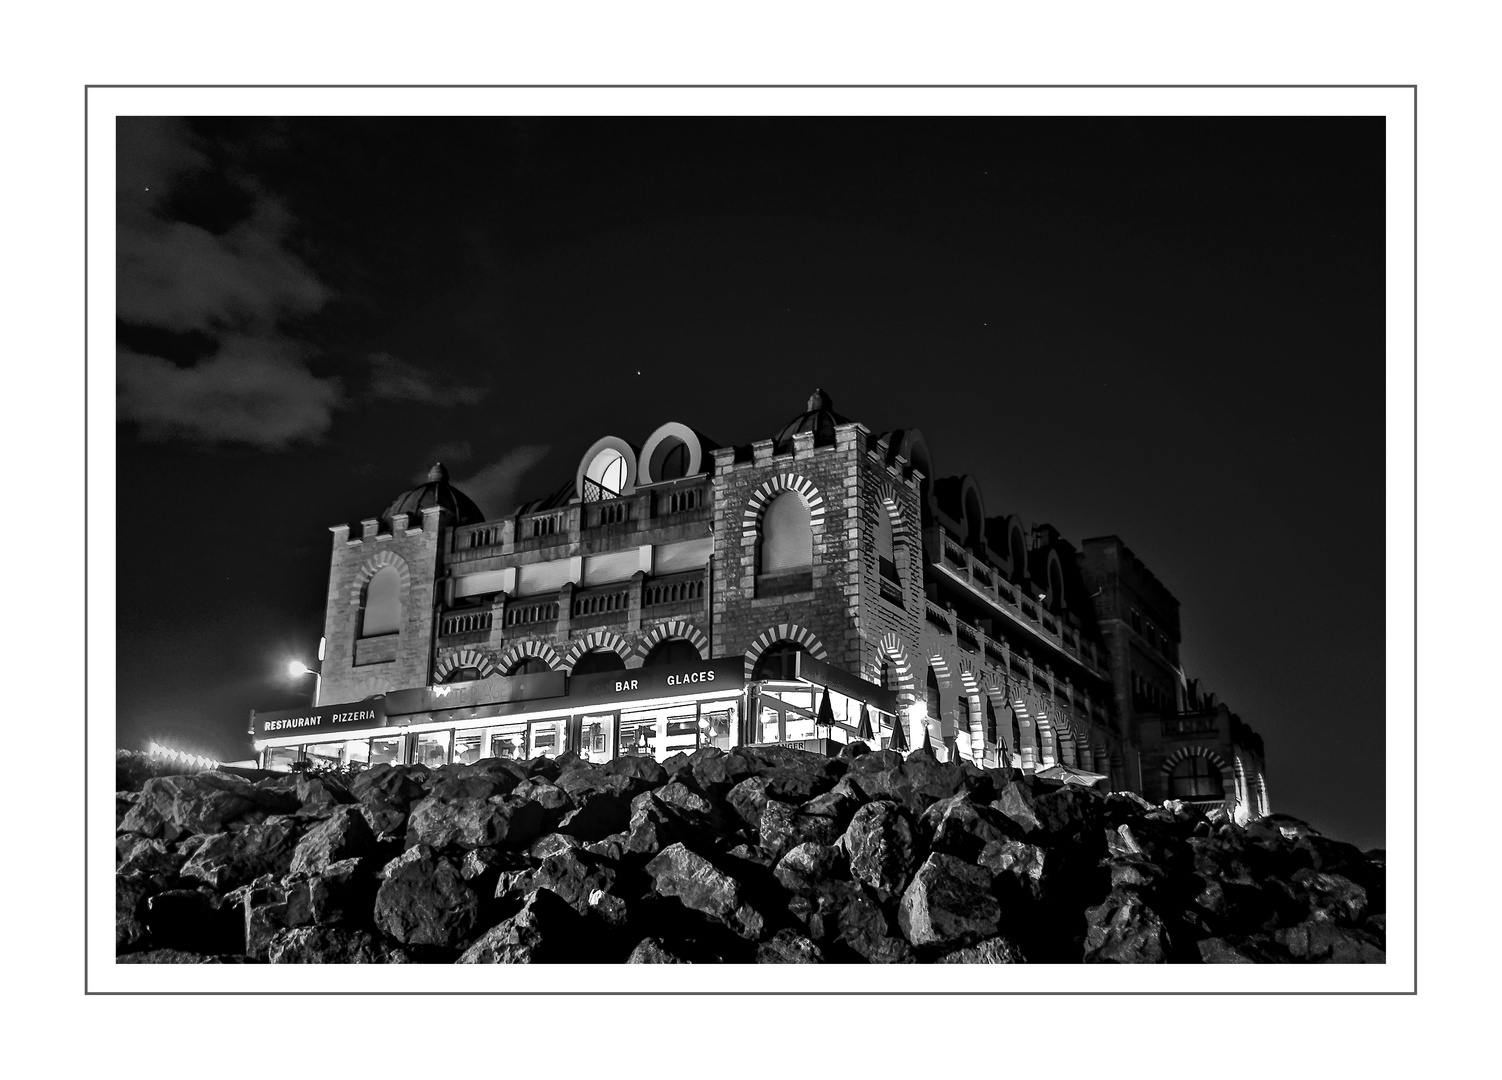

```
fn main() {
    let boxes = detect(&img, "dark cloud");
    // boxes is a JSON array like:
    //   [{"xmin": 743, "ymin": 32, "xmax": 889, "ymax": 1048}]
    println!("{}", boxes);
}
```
[
  {"xmin": 454, "ymin": 445, "xmax": 551, "ymax": 518},
  {"xmin": 366, "ymin": 352, "xmax": 490, "ymax": 406},
  {"xmin": 117, "ymin": 338, "xmax": 343, "ymax": 450},
  {"xmin": 116, "ymin": 118, "xmax": 337, "ymax": 448}
]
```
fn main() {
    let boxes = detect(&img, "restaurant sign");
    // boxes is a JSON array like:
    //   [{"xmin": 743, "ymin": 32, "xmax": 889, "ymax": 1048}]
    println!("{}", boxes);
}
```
[
  {"xmin": 252, "ymin": 699, "xmax": 390, "ymax": 740},
  {"xmin": 569, "ymin": 655, "xmax": 745, "ymax": 708}
]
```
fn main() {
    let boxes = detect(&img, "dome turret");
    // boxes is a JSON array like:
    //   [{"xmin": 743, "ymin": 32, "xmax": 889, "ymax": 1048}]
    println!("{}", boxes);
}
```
[
  {"xmin": 771, "ymin": 388, "xmax": 847, "ymax": 453},
  {"xmin": 381, "ymin": 462, "xmax": 485, "ymax": 527}
]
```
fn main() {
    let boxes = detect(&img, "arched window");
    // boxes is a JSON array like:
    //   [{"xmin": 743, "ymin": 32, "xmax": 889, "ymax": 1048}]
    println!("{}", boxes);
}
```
[
  {"xmin": 753, "ymin": 641, "xmax": 806, "ymax": 681},
  {"xmin": 507, "ymin": 657, "xmax": 550, "ymax": 677},
  {"xmin": 1010, "ymin": 707, "xmax": 1022, "ymax": 757},
  {"xmin": 958, "ymin": 693, "xmax": 972, "ymax": 742},
  {"xmin": 649, "ymin": 437, "xmax": 690, "ymax": 482},
  {"xmin": 572, "ymin": 649, "xmax": 626, "ymax": 676},
  {"xmin": 1168, "ymin": 755, "xmax": 1225, "ymax": 800},
  {"xmin": 879, "ymin": 659, "xmax": 894, "ymax": 692},
  {"xmin": 360, "ymin": 565, "xmax": 402, "ymax": 637},
  {"xmin": 443, "ymin": 665, "xmax": 482, "ymax": 683},
  {"xmin": 874, "ymin": 505, "xmax": 899, "ymax": 583},
  {"xmin": 926, "ymin": 668, "xmax": 941, "ymax": 722},
  {"xmin": 760, "ymin": 492, "xmax": 813, "ymax": 573},
  {"xmin": 985, "ymin": 697, "xmax": 998, "ymax": 745},
  {"xmin": 584, "ymin": 448, "xmax": 628, "ymax": 501},
  {"xmin": 642, "ymin": 638, "xmax": 701, "ymax": 668}
]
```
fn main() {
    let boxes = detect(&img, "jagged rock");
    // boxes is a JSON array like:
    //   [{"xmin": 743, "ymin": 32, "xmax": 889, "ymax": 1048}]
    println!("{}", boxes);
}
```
[
  {"xmin": 293, "ymin": 775, "xmax": 355, "ymax": 815},
  {"xmin": 117, "ymin": 792, "xmax": 140, "ymax": 829},
  {"xmin": 627, "ymin": 937, "xmax": 689, "ymax": 963},
  {"xmin": 501, "ymin": 849, "xmax": 618, "ymax": 917},
  {"xmin": 116, "ymin": 873, "xmax": 154, "ymax": 951},
  {"xmin": 373, "ymin": 845, "xmax": 478, "ymax": 947},
  {"xmin": 406, "ymin": 795, "xmax": 545, "ymax": 851},
  {"xmin": 1197, "ymin": 936, "xmax": 1261, "ymax": 963},
  {"xmin": 898, "ymin": 853, "xmax": 1001, "ymax": 950},
  {"xmin": 289, "ymin": 805, "xmax": 377, "ymax": 875},
  {"xmin": 529, "ymin": 833, "xmax": 583, "ymax": 860},
  {"xmin": 832, "ymin": 888, "xmax": 913, "ymax": 964},
  {"xmin": 458, "ymin": 890, "xmax": 584, "ymax": 963},
  {"xmin": 350, "ymin": 763, "xmax": 428, "ymax": 808},
  {"xmin": 117, "ymin": 949, "xmax": 247, "ymax": 963},
  {"xmin": 759, "ymin": 798, "xmax": 843, "ymax": 860},
  {"xmin": 601, "ymin": 754, "xmax": 667, "ymax": 791},
  {"xmin": 726, "ymin": 777, "xmax": 774, "ymax": 831},
  {"xmin": 921, "ymin": 792, "xmax": 1018, "ymax": 860},
  {"xmin": 756, "ymin": 928, "xmax": 825, "ymax": 963},
  {"xmin": 992, "ymin": 781, "xmax": 1042, "ymax": 834},
  {"xmin": 735, "ymin": 745, "xmax": 841, "ymax": 803},
  {"xmin": 180, "ymin": 816, "xmax": 300, "ymax": 891},
  {"xmin": 283, "ymin": 858, "xmax": 374, "ymax": 927},
  {"xmin": 774, "ymin": 842, "xmax": 847, "ymax": 896},
  {"xmin": 646, "ymin": 843, "xmax": 765, "ymax": 941},
  {"xmin": 1111, "ymin": 856, "xmax": 1167, "ymax": 891},
  {"xmin": 690, "ymin": 747, "xmax": 758, "ymax": 795},
  {"xmin": 653, "ymin": 780, "xmax": 717, "ymax": 818},
  {"xmin": 840, "ymin": 801, "xmax": 918, "ymax": 896},
  {"xmin": 145, "ymin": 887, "xmax": 243, "ymax": 954},
  {"xmin": 1033, "ymin": 786, "xmax": 1106, "ymax": 842},
  {"xmin": 133, "ymin": 772, "xmax": 264, "ymax": 838},
  {"xmin": 937, "ymin": 937, "xmax": 1026, "ymax": 963},
  {"xmin": 977, "ymin": 838, "xmax": 1047, "ymax": 899},
  {"xmin": 118, "ymin": 838, "xmax": 184, "ymax": 882},
  {"xmin": 558, "ymin": 790, "xmax": 631, "ymax": 842},
  {"xmin": 589, "ymin": 889, "xmax": 630, "ymax": 927},
  {"xmin": 844, "ymin": 752, "xmax": 962, "ymax": 812},
  {"xmin": 268, "ymin": 926, "xmax": 396, "ymax": 963},
  {"xmin": 1290, "ymin": 868, "xmax": 1369, "ymax": 925},
  {"xmin": 1275, "ymin": 919, "xmax": 1385, "ymax": 962},
  {"xmin": 1083, "ymin": 889, "xmax": 1170, "ymax": 963}
]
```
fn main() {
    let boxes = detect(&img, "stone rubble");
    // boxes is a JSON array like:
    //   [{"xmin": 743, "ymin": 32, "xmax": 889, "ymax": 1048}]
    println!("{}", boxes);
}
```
[{"xmin": 113, "ymin": 745, "xmax": 1385, "ymax": 964}]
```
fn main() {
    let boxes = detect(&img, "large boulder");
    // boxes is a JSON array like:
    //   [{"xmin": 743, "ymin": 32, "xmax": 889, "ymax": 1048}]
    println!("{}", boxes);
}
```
[
  {"xmin": 283, "ymin": 858, "xmax": 376, "ymax": 928},
  {"xmin": 144, "ymin": 887, "xmax": 243, "ymax": 954},
  {"xmin": 920, "ymin": 792, "xmax": 1018, "ymax": 860},
  {"xmin": 645, "ymin": 843, "xmax": 765, "ymax": 941},
  {"xmin": 372, "ymin": 846, "xmax": 478, "ymax": 948},
  {"xmin": 937, "ymin": 937, "xmax": 1026, "ymax": 963},
  {"xmin": 756, "ymin": 928, "xmax": 825, "ymax": 963},
  {"xmin": 558, "ymin": 789, "xmax": 632, "ymax": 843},
  {"xmin": 1083, "ymin": 888, "xmax": 1171, "ymax": 963},
  {"xmin": 350, "ymin": 763, "xmax": 428, "ymax": 808},
  {"xmin": 289, "ymin": 805, "xmax": 378, "ymax": 876},
  {"xmin": 499, "ymin": 849, "xmax": 618, "ymax": 917},
  {"xmin": 405, "ymin": 795, "xmax": 545, "ymax": 851},
  {"xmin": 458, "ymin": 890, "xmax": 586, "ymax": 963},
  {"xmin": 773, "ymin": 843, "xmax": 848, "ymax": 897},
  {"xmin": 1274, "ymin": 919, "xmax": 1385, "ymax": 963},
  {"xmin": 840, "ymin": 801, "xmax": 919, "ymax": 897},
  {"xmin": 268, "ymin": 926, "xmax": 401, "ymax": 963},
  {"xmin": 116, "ymin": 873, "xmax": 154, "ymax": 951},
  {"xmin": 898, "ymin": 853, "xmax": 1002, "ymax": 951},
  {"xmin": 179, "ymin": 816, "xmax": 301, "ymax": 891},
  {"xmin": 991, "ymin": 780, "xmax": 1042, "ymax": 834}
]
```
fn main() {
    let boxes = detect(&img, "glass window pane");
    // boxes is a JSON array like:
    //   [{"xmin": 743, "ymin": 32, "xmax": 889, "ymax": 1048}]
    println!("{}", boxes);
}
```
[
  {"xmin": 415, "ymin": 730, "xmax": 451, "ymax": 768},
  {"xmin": 264, "ymin": 746, "xmax": 301, "ymax": 772},
  {"xmin": 454, "ymin": 730, "xmax": 485, "ymax": 765},
  {"xmin": 578, "ymin": 713, "xmax": 616, "ymax": 764},
  {"xmin": 486, "ymin": 720, "xmax": 527, "ymax": 760},
  {"xmin": 370, "ymin": 735, "xmax": 405, "ymax": 766},
  {"xmin": 529, "ymin": 718, "xmax": 567, "ymax": 758}
]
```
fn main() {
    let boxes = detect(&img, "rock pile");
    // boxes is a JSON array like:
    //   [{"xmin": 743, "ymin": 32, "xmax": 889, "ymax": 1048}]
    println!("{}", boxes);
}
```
[{"xmin": 114, "ymin": 745, "xmax": 1385, "ymax": 963}]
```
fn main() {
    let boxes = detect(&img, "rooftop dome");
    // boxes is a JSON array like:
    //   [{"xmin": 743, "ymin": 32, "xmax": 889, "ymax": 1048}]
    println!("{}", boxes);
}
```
[
  {"xmin": 771, "ymin": 388, "xmax": 848, "ymax": 453},
  {"xmin": 381, "ymin": 462, "xmax": 485, "ymax": 528}
]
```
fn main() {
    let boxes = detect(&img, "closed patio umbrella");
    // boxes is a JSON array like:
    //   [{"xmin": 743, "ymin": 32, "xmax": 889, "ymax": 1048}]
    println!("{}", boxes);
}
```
[
  {"xmin": 888, "ymin": 711, "xmax": 909, "ymax": 751},
  {"xmin": 856, "ymin": 703, "xmax": 873, "ymax": 741}
]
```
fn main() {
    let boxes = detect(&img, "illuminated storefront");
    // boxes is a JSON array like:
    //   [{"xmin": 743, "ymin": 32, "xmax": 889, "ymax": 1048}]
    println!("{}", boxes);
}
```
[{"xmin": 253, "ymin": 653, "xmax": 898, "ymax": 771}]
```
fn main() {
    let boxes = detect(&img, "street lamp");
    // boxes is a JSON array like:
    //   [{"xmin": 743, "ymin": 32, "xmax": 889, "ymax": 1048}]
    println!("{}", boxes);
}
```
[{"xmin": 288, "ymin": 660, "xmax": 321, "ymax": 706}]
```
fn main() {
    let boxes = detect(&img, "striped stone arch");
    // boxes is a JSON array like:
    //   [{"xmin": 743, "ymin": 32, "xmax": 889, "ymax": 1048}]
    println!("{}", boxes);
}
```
[
  {"xmin": 743, "ymin": 623, "xmax": 829, "ymax": 678},
  {"xmin": 433, "ymin": 648, "xmax": 498, "ymax": 682},
  {"xmin": 955, "ymin": 668, "xmax": 987, "ymax": 762},
  {"xmin": 871, "ymin": 632, "xmax": 919, "ymax": 749},
  {"xmin": 872, "ymin": 476, "xmax": 915, "ymax": 543},
  {"xmin": 563, "ymin": 631, "xmax": 635, "ymax": 672},
  {"xmin": 636, "ymin": 619, "xmax": 710, "ymax": 660},
  {"xmin": 1160, "ymin": 745, "xmax": 1236, "ymax": 801},
  {"xmin": 347, "ymin": 549, "xmax": 411, "ymax": 606},
  {"xmin": 999, "ymin": 677, "xmax": 1043, "ymax": 770},
  {"xmin": 980, "ymin": 683, "xmax": 1016, "ymax": 765},
  {"xmin": 740, "ymin": 473, "xmax": 827, "ymax": 535},
  {"xmin": 494, "ymin": 639, "xmax": 562, "ymax": 674}
]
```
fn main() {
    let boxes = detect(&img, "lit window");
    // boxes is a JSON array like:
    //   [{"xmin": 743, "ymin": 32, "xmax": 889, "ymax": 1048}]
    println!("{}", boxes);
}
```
[
  {"xmin": 926, "ymin": 669, "xmax": 941, "ymax": 721},
  {"xmin": 584, "ymin": 448, "xmax": 628, "ymax": 501},
  {"xmin": 754, "ymin": 641, "xmax": 806, "ymax": 681},
  {"xmin": 1168, "ymin": 756, "xmax": 1224, "ymax": 800}
]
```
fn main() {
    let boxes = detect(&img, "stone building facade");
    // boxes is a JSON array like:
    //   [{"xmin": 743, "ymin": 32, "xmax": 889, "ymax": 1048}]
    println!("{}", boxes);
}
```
[{"xmin": 281, "ymin": 389, "xmax": 1268, "ymax": 822}]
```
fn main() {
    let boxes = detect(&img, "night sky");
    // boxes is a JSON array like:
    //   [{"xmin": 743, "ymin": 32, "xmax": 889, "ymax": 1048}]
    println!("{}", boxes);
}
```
[{"xmin": 115, "ymin": 115, "xmax": 1385, "ymax": 849}]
